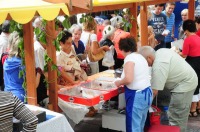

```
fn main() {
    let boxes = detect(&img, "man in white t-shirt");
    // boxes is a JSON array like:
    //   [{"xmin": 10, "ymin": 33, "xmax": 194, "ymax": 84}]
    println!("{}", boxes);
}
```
[{"xmin": 139, "ymin": 46, "xmax": 197, "ymax": 132}]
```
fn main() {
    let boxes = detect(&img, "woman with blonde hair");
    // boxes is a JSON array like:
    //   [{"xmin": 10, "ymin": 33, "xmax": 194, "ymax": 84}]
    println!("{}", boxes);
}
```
[
  {"xmin": 3, "ymin": 32, "xmax": 26, "ymax": 102},
  {"xmin": 80, "ymin": 16, "xmax": 110, "ymax": 75}
]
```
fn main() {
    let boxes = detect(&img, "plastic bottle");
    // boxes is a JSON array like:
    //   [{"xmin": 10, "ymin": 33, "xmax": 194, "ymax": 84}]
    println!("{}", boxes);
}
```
[{"xmin": 161, "ymin": 106, "xmax": 169, "ymax": 124}]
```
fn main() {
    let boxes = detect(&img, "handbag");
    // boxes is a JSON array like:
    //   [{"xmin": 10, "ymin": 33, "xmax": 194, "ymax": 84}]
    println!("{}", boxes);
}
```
[
  {"xmin": 150, "ymin": 96, "xmax": 161, "ymax": 125},
  {"xmin": 71, "ymin": 48, "xmax": 92, "ymax": 76},
  {"xmin": 80, "ymin": 61, "xmax": 92, "ymax": 76},
  {"xmin": 87, "ymin": 34, "xmax": 105, "ymax": 62},
  {"xmin": 77, "ymin": 54, "xmax": 92, "ymax": 76},
  {"xmin": 150, "ymin": 105, "xmax": 161, "ymax": 125}
]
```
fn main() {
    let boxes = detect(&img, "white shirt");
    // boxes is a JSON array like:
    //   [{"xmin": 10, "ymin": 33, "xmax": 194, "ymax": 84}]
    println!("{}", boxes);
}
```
[
  {"xmin": 80, "ymin": 31, "xmax": 99, "ymax": 68},
  {"xmin": 0, "ymin": 32, "xmax": 9, "ymax": 57},
  {"xmin": 121, "ymin": 53, "xmax": 150, "ymax": 90},
  {"xmin": 80, "ymin": 31, "xmax": 97, "ymax": 47},
  {"xmin": 34, "ymin": 40, "xmax": 45, "ymax": 70}
]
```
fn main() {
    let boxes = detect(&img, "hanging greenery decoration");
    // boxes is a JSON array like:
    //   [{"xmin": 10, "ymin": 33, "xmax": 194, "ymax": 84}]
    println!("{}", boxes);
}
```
[
  {"xmin": 34, "ymin": 20, "xmax": 47, "ymax": 44},
  {"xmin": 113, "ymin": 9, "xmax": 136, "ymax": 32},
  {"xmin": 79, "ymin": 13, "xmax": 93, "ymax": 23}
]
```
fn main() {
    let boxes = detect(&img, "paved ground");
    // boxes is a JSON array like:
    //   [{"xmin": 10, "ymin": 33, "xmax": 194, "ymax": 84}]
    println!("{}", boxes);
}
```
[
  {"xmin": 73, "ymin": 112, "xmax": 200, "ymax": 132},
  {"xmin": 73, "ymin": 90, "xmax": 200, "ymax": 132},
  {"xmin": 187, "ymin": 115, "xmax": 200, "ymax": 132}
]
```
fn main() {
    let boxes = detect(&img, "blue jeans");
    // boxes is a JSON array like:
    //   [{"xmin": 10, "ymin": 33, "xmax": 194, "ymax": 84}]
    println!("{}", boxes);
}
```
[{"xmin": 125, "ymin": 86, "xmax": 153, "ymax": 132}]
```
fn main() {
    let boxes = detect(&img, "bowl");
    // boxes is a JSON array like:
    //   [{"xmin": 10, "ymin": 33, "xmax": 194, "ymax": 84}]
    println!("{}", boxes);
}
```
[{"xmin": 114, "ymin": 68, "xmax": 123, "ymax": 78}]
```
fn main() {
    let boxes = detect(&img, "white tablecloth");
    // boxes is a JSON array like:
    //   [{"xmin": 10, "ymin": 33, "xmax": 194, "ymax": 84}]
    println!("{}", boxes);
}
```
[
  {"xmin": 26, "ymin": 105, "xmax": 74, "ymax": 132},
  {"xmin": 58, "ymin": 97, "xmax": 89, "ymax": 124}
]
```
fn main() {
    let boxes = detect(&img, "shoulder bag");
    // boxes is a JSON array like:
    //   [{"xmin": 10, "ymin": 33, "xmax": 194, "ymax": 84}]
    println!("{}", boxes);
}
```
[{"xmin": 87, "ymin": 34, "xmax": 105, "ymax": 62}]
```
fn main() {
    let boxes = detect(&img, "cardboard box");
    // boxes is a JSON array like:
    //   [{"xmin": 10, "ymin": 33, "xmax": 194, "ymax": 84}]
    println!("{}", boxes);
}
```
[
  {"xmin": 102, "ymin": 110, "xmax": 126, "ymax": 132},
  {"xmin": 13, "ymin": 110, "xmax": 46, "ymax": 132}
]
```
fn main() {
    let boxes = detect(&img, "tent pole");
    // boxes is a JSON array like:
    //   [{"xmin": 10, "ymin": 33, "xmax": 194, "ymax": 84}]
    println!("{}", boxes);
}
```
[
  {"xmin": 188, "ymin": 0, "xmax": 195, "ymax": 20},
  {"xmin": 23, "ymin": 21, "xmax": 37, "ymax": 105},
  {"xmin": 130, "ymin": 3, "xmax": 138, "ymax": 39},
  {"xmin": 140, "ymin": 2, "xmax": 148, "ymax": 46},
  {"xmin": 46, "ymin": 20, "xmax": 59, "ymax": 111}
]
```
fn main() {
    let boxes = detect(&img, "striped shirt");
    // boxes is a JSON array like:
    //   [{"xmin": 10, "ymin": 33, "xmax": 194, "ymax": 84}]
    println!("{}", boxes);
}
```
[
  {"xmin": 0, "ymin": 91, "xmax": 38, "ymax": 132},
  {"xmin": 162, "ymin": 11, "xmax": 175, "ymax": 42}
]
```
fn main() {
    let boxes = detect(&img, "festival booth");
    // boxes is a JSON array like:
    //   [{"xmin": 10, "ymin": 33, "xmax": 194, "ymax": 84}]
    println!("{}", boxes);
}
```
[
  {"xmin": 53, "ymin": 0, "xmax": 194, "ymax": 131},
  {"xmin": 0, "ymin": 0, "xmax": 195, "ymax": 113},
  {"xmin": 0, "ymin": 0, "xmax": 196, "ymax": 131},
  {"xmin": 0, "ymin": 0, "xmax": 73, "ymax": 131},
  {"xmin": 1, "ymin": 0, "xmax": 194, "ymax": 113},
  {"xmin": 43, "ymin": 0, "xmax": 192, "ymax": 131}
]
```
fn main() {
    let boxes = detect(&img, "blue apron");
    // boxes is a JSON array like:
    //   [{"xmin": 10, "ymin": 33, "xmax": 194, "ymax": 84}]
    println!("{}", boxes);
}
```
[{"xmin": 125, "ymin": 85, "xmax": 152, "ymax": 132}]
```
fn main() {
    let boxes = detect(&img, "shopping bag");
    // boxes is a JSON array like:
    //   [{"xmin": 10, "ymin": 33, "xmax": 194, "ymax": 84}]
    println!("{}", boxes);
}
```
[
  {"xmin": 150, "ymin": 105, "xmax": 161, "ymax": 125},
  {"xmin": 102, "ymin": 45, "xmax": 115, "ymax": 67}
]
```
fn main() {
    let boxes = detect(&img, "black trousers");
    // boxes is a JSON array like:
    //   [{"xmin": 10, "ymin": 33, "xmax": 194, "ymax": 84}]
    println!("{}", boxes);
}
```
[
  {"xmin": 165, "ymin": 41, "xmax": 172, "ymax": 49},
  {"xmin": 154, "ymin": 41, "xmax": 166, "ymax": 51}
]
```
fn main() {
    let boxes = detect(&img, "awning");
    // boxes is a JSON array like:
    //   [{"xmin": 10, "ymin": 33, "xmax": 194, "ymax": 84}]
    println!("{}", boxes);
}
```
[
  {"xmin": 93, "ymin": 0, "xmax": 152, "ymax": 6},
  {"xmin": 0, "ymin": 0, "xmax": 69, "ymax": 24}
]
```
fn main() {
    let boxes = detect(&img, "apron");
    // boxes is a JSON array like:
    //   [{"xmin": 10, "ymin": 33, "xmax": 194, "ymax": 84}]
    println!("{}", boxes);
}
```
[{"xmin": 125, "ymin": 85, "xmax": 152, "ymax": 132}]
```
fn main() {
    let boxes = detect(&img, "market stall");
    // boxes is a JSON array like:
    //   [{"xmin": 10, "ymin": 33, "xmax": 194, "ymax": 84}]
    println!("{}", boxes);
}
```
[
  {"xmin": 0, "ymin": 0, "xmax": 196, "ymax": 112},
  {"xmin": 57, "ymin": 70, "xmax": 123, "ymax": 123}
]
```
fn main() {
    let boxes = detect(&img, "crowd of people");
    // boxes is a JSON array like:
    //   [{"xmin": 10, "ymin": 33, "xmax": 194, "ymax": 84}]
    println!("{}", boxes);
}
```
[{"xmin": 0, "ymin": 2, "xmax": 200, "ymax": 132}]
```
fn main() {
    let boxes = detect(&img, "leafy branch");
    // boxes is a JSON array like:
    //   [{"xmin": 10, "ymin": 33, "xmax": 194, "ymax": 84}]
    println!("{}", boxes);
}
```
[
  {"xmin": 34, "ymin": 20, "xmax": 47, "ymax": 44},
  {"xmin": 113, "ymin": 9, "xmax": 136, "ymax": 32},
  {"xmin": 79, "ymin": 14, "xmax": 93, "ymax": 24}
]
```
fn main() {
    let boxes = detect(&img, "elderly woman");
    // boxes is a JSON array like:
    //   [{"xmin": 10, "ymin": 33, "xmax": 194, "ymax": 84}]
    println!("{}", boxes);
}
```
[
  {"xmin": 99, "ymin": 25, "xmax": 117, "ymax": 72},
  {"xmin": 69, "ymin": 24, "xmax": 85, "ymax": 54},
  {"xmin": 3, "ymin": 32, "xmax": 26, "ymax": 102},
  {"xmin": 56, "ymin": 30, "xmax": 87, "ymax": 86},
  {"xmin": 115, "ymin": 37, "xmax": 152, "ymax": 132},
  {"xmin": 112, "ymin": 21, "xmax": 130, "ymax": 69},
  {"xmin": 80, "ymin": 16, "xmax": 109, "ymax": 75},
  {"xmin": 179, "ymin": 20, "xmax": 200, "ymax": 117},
  {"xmin": 178, "ymin": 9, "xmax": 188, "ymax": 39}
]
